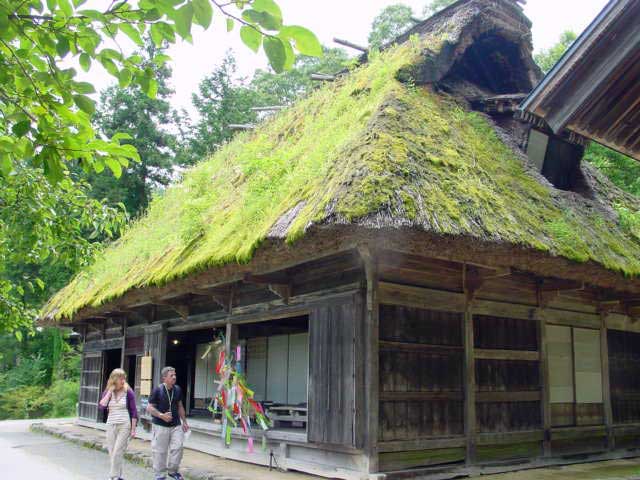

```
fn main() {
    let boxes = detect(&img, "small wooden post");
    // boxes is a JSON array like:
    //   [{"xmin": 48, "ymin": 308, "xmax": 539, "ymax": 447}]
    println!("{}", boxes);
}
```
[
  {"xmin": 599, "ymin": 306, "xmax": 614, "ymax": 450},
  {"xmin": 358, "ymin": 244, "xmax": 379, "ymax": 474},
  {"xmin": 463, "ymin": 265, "xmax": 477, "ymax": 465},
  {"xmin": 536, "ymin": 285, "xmax": 551, "ymax": 457}
]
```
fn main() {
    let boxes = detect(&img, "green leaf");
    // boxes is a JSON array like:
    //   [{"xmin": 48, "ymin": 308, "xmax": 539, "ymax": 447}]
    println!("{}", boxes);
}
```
[
  {"xmin": 120, "ymin": 23, "xmax": 144, "ymax": 46},
  {"xmin": 105, "ymin": 156, "xmax": 122, "ymax": 178},
  {"xmin": 150, "ymin": 23, "xmax": 164, "ymax": 46},
  {"xmin": 79, "ymin": 52, "xmax": 91, "ymax": 71},
  {"xmin": 55, "ymin": 35, "xmax": 70, "ymax": 57},
  {"xmin": 15, "ymin": 330, "xmax": 23, "ymax": 342},
  {"xmin": 73, "ymin": 94, "xmax": 96, "ymax": 115},
  {"xmin": 252, "ymin": 0, "xmax": 282, "ymax": 22},
  {"xmin": 240, "ymin": 25, "xmax": 262, "ymax": 53},
  {"xmin": 57, "ymin": 0, "xmax": 73, "ymax": 16},
  {"xmin": 226, "ymin": 18, "xmax": 234, "ymax": 32},
  {"xmin": 280, "ymin": 25, "xmax": 323, "ymax": 57},
  {"xmin": 35, "ymin": 278, "xmax": 45, "ymax": 290},
  {"xmin": 12, "ymin": 121, "xmax": 31, "ymax": 138},
  {"xmin": 0, "ymin": 154, "xmax": 11, "ymax": 177},
  {"xmin": 73, "ymin": 81, "xmax": 95, "ymax": 94},
  {"xmin": 242, "ymin": 9, "xmax": 281, "ymax": 31},
  {"xmin": 174, "ymin": 2, "xmax": 194, "ymax": 40},
  {"xmin": 46, "ymin": 0, "xmax": 57, "ymax": 12},
  {"xmin": 118, "ymin": 68, "xmax": 132, "ymax": 88},
  {"xmin": 192, "ymin": 0, "xmax": 213, "ymax": 28},
  {"xmin": 263, "ymin": 36, "xmax": 286, "ymax": 73},
  {"xmin": 147, "ymin": 78, "xmax": 158, "ymax": 99}
]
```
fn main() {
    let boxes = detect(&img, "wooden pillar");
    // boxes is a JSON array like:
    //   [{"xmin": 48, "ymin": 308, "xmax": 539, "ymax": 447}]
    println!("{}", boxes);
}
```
[
  {"xmin": 225, "ymin": 322, "xmax": 239, "ymax": 356},
  {"xmin": 359, "ymin": 245, "xmax": 379, "ymax": 474},
  {"xmin": 536, "ymin": 286, "xmax": 551, "ymax": 457},
  {"xmin": 120, "ymin": 316, "xmax": 128, "ymax": 369},
  {"xmin": 600, "ymin": 308, "xmax": 614, "ymax": 450},
  {"xmin": 463, "ymin": 265, "xmax": 477, "ymax": 465}
]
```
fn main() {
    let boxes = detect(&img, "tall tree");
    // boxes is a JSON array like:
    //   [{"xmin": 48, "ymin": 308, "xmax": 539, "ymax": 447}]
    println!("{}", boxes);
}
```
[
  {"xmin": 91, "ymin": 42, "xmax": 184, "ymax": 217},
  {"xmin": 188, "ymin": 51, "xmax": 262, "ymax": 161},
  {"xmin": 534, "ymin": 31, "xmax": 577, "ymax": 74},
  {"xmin": 368, "ymin": 4, "xmax": 414, "ymax": 49},
  {"xmin": 250, "ymin": 47, "xmax": 349, "ymax": 104},
  {"xmin": 422, "ymin": 0, "xmax": 456, "ymax": 17}
]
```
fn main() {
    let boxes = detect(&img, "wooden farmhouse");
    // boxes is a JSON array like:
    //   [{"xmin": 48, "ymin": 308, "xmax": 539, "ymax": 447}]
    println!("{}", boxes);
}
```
[{"xmin": 43, "ymin": 0, "xmax": 640, "ymax": 478}]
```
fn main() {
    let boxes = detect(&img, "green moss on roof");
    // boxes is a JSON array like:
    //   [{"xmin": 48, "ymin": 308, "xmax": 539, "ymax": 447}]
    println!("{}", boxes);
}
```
[{"xmin": 44, "ymin": 35, "xmax": 640, "ymax": 321}]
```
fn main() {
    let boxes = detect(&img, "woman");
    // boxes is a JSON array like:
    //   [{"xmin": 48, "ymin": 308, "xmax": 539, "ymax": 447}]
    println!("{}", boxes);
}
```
[{"xmin": 99, "ymin": 368, "xmax": 138, "ymax": 480}]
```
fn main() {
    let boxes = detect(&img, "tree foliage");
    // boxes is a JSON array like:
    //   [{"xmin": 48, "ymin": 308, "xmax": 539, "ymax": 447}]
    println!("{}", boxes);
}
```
[
  {"xmin": 422, "ymin": 0, "xmax": 456, "ymax": 17},
  {"xmin": 0, "ymin": 0, "xmax": 322, "ymax": 182},
  {"xmin": 368, "ymin": 4, "xmax": 414, "ymax": 49},
  {"xmin": 188, "ymin": 47, "xmax": 349, "ymax": 160},
  {"xmin": 534, "ymin": 30, "xmax": 577, "ymax": 74},
  {"xmin": 0, "ymin": 166, "xmax": 127, "ymax": 334},
  {"xmin": 90, "ymin": 41, "xmax": 186, "ymax": 217}
]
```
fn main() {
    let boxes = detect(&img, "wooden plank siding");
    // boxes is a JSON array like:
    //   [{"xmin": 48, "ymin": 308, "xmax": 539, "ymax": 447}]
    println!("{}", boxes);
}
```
[
  {"xmin": 79, "ymin": 351, "xmax": 103, "ymax": 421},
  {"xmin": 378, "ymin": 305, "xmax": 464, "ymax": 448},
  {"xmin": 307, "ymin": 297, "xmax": 358, "ymax": 447}
]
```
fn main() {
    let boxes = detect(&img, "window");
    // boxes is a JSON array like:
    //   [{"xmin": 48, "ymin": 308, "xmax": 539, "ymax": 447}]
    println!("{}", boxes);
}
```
[
  {"xmin": 526, "ymin": 129, "xmax": 585, "ymax": 190},
  {"xmin": 548, "ymin": 325, "xmax": 603, "ymax": 427}
]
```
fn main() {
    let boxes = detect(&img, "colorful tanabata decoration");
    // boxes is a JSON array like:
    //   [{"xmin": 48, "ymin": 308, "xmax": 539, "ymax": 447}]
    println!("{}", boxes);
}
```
[{"xmin": 206, "ymin": 334, "xmax": 272, "ymax": 451}]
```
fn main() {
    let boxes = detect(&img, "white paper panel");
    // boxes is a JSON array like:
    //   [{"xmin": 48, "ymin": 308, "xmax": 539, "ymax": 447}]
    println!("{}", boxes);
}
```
[
  {"xmin": 246, "ymin": 337, "xmax": 267, "ymax": 401},
  {"xmin": 267, "ymin": 335, "xmax": 289, "ymax": 403},
  {"xmin": 194, "ymin": 343, "xmax": 215, "ymax": 399},
  {"xmin": 548, "ymin": 325, "xmax": 574, "ymax": 403},
  {"xmin": 573, "ymin": 328, "xmax": 603, "ymax": 403},
  {"xmin": 287, "ymin": 333, "xmax": 309, "ymax": 404}
]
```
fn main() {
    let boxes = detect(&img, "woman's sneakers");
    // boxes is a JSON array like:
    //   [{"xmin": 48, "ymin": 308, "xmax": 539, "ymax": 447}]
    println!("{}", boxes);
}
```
[{"xmin": 168, "ymin": 473, "xmax": 184, "ymax": 480}]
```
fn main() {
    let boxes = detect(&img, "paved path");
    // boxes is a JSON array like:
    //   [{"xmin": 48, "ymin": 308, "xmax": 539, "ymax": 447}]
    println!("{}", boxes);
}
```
[{"xmin": 0, "ymin": 418, "xmax": 152, "ymax": 479}]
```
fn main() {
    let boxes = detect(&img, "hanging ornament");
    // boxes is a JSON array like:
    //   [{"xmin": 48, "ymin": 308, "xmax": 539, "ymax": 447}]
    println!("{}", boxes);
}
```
[{"xmin": 207, "ymin": 332, "xmax": 272, "ymax": 452}]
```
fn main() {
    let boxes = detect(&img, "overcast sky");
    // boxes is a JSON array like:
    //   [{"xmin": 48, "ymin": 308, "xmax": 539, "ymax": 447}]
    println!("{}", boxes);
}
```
[{"xmin": 88, "ymin": 0, "xmax": 611, "ymax": 115}]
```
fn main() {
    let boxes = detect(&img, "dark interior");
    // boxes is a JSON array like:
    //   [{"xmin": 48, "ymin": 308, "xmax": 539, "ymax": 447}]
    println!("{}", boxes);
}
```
[{"xmin": 443, "ymin": 32, "xmax": 533, "ymax": 95}]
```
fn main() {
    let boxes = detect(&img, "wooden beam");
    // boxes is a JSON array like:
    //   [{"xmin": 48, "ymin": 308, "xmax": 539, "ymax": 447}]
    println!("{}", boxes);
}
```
[
  {"xmin": 228, "ymin": 123, "xmax": 255, "ymax": 130},
  {"xmin": 358, "ymin": 244, "xmax": 379, "ymax": 474},
  {"xmin": 539, "ymin": 278, "xmax": 584, "ymax": 292},
  {"xmin": 268, "ymin": 283, "xmax": 292, "ymax": 304},
  {"xmin": 599, "ymin": 305, "xmax": 614, "ymax": 450},
  {"xmin": 190, "ymin": 288, "xmax": 233, "ymax": 313},
  {"xmin": 310, "ymin": 73, "xmax": 335, "ymax": 82},
  {"xmin": 475, "ymin": 391, "xmax": 541, "ymax": 403},
  {"xmin": 537, "ymin": 283, "xmax": 551, "ymax": 457},
  {"xmin": 474, "ymin": 348, "xmax": 539, "ymax": 361},
  {"xmin": 463, "ymin": 264, "xmax": 478, "ymax": 466},
  {"xmin": 333, "ymin": 37, "xmax": 368, "ymax": 52}
]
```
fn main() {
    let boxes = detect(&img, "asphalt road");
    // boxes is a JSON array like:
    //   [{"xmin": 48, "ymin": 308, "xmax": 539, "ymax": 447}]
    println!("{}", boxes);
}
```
[{"xmin": 0, "ymin": 419, "xmax": 153, "ymax": 479}]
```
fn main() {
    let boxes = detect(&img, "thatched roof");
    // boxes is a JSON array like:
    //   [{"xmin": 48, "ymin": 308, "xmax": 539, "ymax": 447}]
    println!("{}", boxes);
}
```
[{"xmin": 42, "ymin": 0, "xmax": 640, "ymax": 322}]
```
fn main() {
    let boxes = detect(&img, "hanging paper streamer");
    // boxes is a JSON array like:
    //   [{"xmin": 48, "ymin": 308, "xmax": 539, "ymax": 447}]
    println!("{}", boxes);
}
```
[{"xmin": 207, "ymin": 332, "xmax": 272, "ymax": 452}]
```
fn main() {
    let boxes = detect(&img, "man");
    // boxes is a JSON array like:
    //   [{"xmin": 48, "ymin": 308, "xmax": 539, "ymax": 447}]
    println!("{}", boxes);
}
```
[{"xmin": 147, "ymin": 366, "xmax": 190, "ymax": 480}]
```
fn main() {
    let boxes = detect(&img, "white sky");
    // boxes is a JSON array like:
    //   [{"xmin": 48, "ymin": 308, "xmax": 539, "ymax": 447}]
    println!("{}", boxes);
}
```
[{"xmin": 87, "ymin": 0, "xmax": 610, "ymax": 115}]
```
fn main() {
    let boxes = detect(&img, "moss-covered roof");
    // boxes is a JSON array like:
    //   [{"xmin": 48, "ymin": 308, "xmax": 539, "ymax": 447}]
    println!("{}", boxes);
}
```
[{"xmin": 43, "ymin": 30, "xmax": 640, "ymax": 322}]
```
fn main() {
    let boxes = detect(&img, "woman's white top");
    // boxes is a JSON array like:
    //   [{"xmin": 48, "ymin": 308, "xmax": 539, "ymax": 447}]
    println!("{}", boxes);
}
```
[{"xmin": 106, "ymin": 390, "xmax": 130, "ymax": 425}]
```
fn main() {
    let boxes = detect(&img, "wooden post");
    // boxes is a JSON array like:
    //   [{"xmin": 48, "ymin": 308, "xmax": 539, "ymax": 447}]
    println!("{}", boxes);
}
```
[
  {"xmin": 120, "ymin": 316, "xmax": 128, "ymax": 369},
  {"xmin": 225, "ymin": 322, "xmax": 239, "ymax": 356},
  {"xmin": 358, "ymin": 245, "xmax": 379, "ymax": 474},
  {"xmin": 536, "ymin": 285, "xmax": 551, "ymax": 457},
  {"xmin": 463, "ymin": 265, "xmax": 477, "ymax": 465},
  {"xmin": 600, "ymin": 307, "xmax": 614, "ymax": 450}
]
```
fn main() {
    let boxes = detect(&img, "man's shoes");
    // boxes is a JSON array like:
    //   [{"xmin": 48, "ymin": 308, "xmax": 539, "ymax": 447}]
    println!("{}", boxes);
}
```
[{"xmin": 168, "ymin": 473, "xmax": 184, "ymax": 480}]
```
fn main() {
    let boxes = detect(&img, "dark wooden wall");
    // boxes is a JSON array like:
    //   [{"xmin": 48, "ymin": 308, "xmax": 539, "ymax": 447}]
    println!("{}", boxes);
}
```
[
  {"xmin": 609, "ymin": 329, "xmax": 640, "ymax": 424},
  {"xmin": 378, "ymin": 305, "xmax": 464, "ymax": 441},
  {"xmin": 308, "ymin": 295, "xmax": 360, "ymax": 447},
  {"xmin": 474, "ymin": 315, "xmax": 541, "ymax": 433}
]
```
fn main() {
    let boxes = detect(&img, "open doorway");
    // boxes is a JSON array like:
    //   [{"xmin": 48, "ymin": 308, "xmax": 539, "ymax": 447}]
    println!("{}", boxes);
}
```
[{"xmin": 102, "ymin": 348, "xmax": 122, "ymax": 391}]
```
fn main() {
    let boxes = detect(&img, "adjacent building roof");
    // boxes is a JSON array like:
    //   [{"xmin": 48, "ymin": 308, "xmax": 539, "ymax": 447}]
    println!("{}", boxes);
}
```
[
  {"xmin": 520, "ymin": 0, "xmax": 640, "ymax": 161},
  {"xmin": 42, "ymin": 0, "xmax": 640, "ymax": 323}
]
